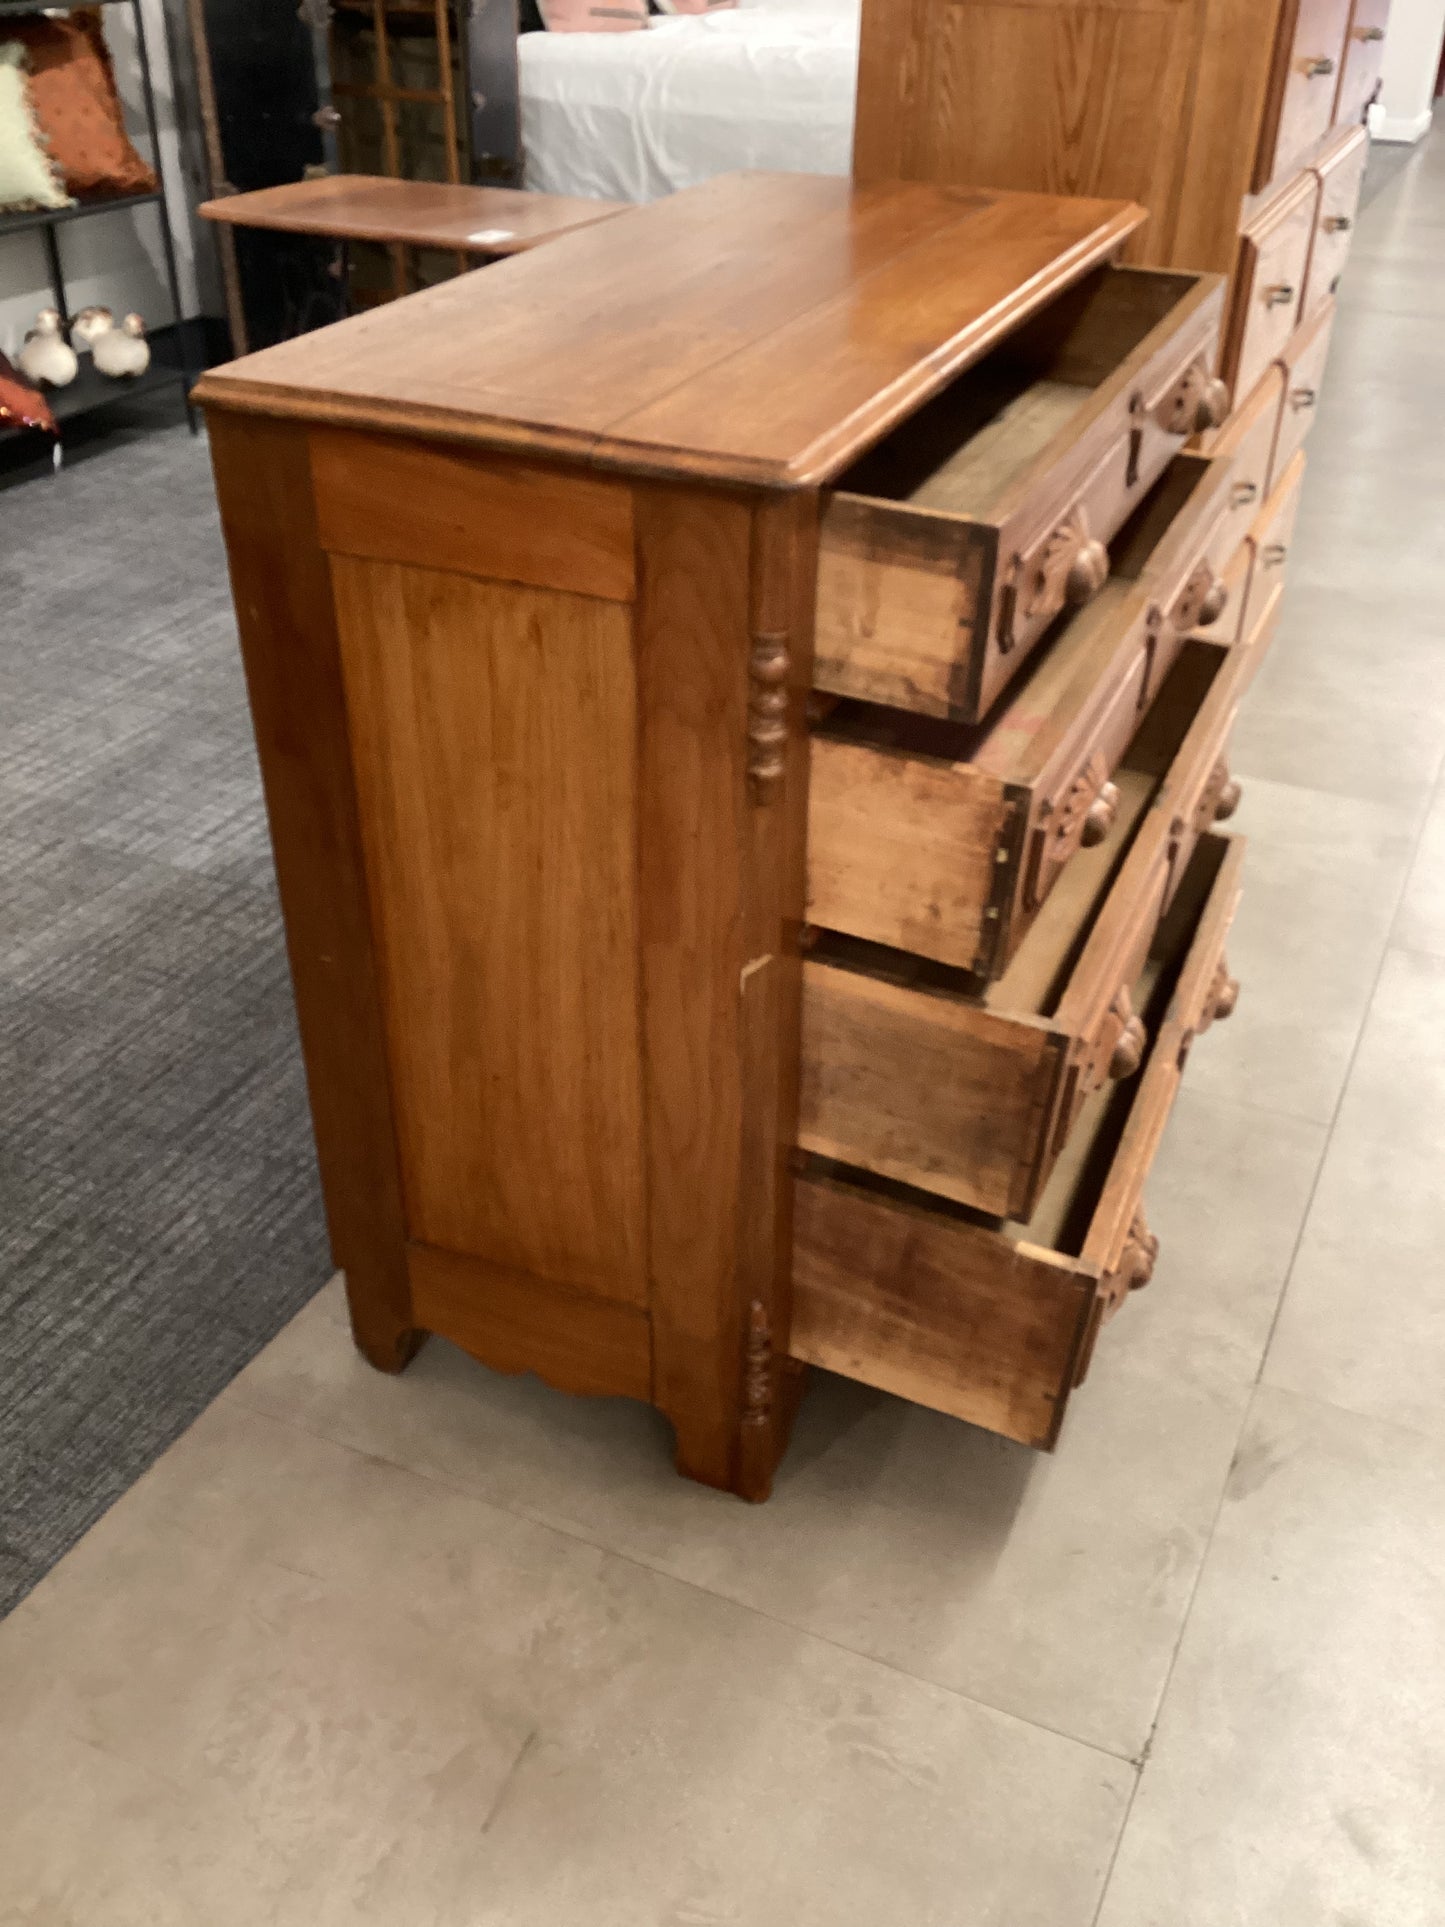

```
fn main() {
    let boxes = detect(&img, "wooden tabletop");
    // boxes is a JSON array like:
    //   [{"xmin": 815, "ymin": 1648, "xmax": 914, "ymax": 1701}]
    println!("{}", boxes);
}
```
[
  {"xmin": 197, "ymin": 175, "xmax": 626, "ymax": 256},
  {"xmin": 196, "ymin": 172, "xmax": 1145, "ymax": 490}
]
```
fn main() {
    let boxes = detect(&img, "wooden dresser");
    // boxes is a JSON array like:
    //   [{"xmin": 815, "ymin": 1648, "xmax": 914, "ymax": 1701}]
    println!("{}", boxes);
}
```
[{"xmin": 199, "ymin": 172, "xmax": 1261, "ymax": 1499}]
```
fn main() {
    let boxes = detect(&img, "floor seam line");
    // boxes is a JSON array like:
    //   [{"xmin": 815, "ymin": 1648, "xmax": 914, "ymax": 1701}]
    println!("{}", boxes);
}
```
[{"xmin": 222, "ymin": 1385, "xmax": 1142, "ymax": 1766}]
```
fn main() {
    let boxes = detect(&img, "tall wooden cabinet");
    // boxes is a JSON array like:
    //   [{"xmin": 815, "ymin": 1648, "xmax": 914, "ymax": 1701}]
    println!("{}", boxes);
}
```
[{"xmin": 854, "ymin": 1, "xmax": 1384, "ymax": 637}]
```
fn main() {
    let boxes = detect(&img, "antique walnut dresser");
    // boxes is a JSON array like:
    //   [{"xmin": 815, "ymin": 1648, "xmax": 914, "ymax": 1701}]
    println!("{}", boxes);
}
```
[{"xmin": 200, "ymin": 172, "xmax": 1266, "ymax": 1500}]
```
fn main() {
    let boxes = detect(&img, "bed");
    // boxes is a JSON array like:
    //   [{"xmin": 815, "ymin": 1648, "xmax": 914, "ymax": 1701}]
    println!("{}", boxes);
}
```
[{"xmin": 516, "ymin": 0, "xmax": 861, "ymax": 202}]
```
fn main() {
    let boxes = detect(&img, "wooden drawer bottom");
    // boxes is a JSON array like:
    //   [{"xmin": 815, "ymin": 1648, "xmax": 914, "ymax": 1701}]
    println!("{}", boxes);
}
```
[{"xmin": 791, "ymin": 831, "xmax": 1247, "ymax": 1450}]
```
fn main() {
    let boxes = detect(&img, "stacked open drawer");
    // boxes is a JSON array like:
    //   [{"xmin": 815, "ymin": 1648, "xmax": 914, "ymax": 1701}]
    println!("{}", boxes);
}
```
[{"xmin": 791, "ymin": 259, "xmax": 1277, "ymax": 1451}]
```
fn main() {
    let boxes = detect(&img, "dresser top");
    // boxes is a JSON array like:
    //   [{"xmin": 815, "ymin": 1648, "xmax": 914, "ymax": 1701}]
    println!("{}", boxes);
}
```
[{"xmin": 195, "ymin": 172, "xmax": 1143, "ymax": 489}]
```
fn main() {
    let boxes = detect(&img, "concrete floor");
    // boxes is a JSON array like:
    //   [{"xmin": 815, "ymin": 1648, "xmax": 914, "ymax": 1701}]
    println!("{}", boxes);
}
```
[{"xmin": 4, "ymin": 132, "xmax": 1445, "ymax": 1927}]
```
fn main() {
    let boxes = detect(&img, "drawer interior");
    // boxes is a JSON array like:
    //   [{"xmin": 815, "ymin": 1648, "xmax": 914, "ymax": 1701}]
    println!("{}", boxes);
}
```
[
  {"xmin": 812, "ymin": 454, "xmax": 1223, "ymax": 782},
  {"xmin": 811, "ymin": 636, "xmax": 1232, "ymax": 1018},
  {"xmin": 836, "ymin": 265, "xmax": 1205, "ymax": 519}
]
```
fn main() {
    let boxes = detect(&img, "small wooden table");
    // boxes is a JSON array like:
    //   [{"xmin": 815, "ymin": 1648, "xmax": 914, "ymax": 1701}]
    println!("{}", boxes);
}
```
[
  {"xmin": 199, "ymin": 176, "xmax": 628, "ymax": 349},
  {"xmin": 200, "ymin": 175, "xmax": 627, "ymax": 257}
]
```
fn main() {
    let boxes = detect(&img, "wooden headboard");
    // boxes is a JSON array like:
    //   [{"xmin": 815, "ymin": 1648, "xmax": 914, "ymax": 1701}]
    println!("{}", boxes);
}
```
[{"xmin": 852, "ymin": 0, "xmax": 1284, "ymax": 274}]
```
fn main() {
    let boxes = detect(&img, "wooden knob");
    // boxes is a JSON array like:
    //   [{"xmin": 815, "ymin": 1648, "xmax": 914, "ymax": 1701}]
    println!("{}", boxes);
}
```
[
  {"xmin": 1064, "ymin": 537, "xmax": 1110, "ymax": 606},
  {"xmin": 1213, "ymin": 773, "xmax": 1242, "ymax": 821},
  {"xmin": 1109, "ymin": 1014, "xmax": 1147, "ymax": 1081},
  {"xmin": 1081, "ymin": 780, "xmax": 1121, "ymax": 848},
  {"xmin": 1195, "ymin": 576, "xmax": 1230, "ymax": 628},
  {"xmin": 1193, "ymin": 377, "xmax": 1231, "ymax": 432},
  {"xmin": 1125, "ymin": 1214, "xmax": 1160, "ymax": 1292},
  {"xmin": 1213, "ymin": 971, "xmax": 1241, "ymax": 1022}
]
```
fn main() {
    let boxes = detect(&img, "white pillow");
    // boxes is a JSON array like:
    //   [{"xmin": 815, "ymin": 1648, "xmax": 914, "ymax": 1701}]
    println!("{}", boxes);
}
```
[{"xmin": 0, "ymin": 46, "xmax": 70, "ymax": 213}]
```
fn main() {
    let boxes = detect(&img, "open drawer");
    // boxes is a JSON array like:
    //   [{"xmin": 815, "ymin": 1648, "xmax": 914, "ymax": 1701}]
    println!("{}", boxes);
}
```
[
  {"xmin": 808, "ymin": 451, "xmax": 1238, "ymax": 982},
  {"xmin": 813, "ymin": 263, "xmax": 1227, "ymax": 723},
  {"xmin": 791, "ymin": 831, "xmax": 1247, "ymax": 1451},
  {"xmin": 800, "ymin": 616, "xmax": 1267, "ymax": 1223}
]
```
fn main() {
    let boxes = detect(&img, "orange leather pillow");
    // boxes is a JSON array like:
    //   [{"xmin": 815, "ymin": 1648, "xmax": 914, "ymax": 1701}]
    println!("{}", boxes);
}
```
[
  {"xmin": 4, "ymin": 10, "xmax": 157, "ymax": 200},
  {"xmin": 0, "ymin": 349, "xmax": 57, "ymax": 437}
]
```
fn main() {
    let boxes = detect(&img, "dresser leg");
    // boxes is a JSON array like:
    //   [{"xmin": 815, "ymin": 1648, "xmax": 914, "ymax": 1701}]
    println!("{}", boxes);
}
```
[
  {"xmin": 342, "ymin": 1268, "xmax": 425, "ymax": 1375},
  {"xmin": 664, "ymin": 1355, "xmax": 808, "ymax": 1502}
]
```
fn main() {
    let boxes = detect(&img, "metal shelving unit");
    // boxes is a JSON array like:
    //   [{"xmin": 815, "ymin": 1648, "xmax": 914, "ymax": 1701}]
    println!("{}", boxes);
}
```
[{"xmin": 0, "ymin": 0, "xmax": 197, "ymax": 450}]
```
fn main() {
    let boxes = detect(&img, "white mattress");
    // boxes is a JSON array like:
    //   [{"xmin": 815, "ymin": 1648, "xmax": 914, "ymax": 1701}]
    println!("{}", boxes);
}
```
[{"xmin": 519, "ymin": 0, "xmax": 860, "ymax": 203}]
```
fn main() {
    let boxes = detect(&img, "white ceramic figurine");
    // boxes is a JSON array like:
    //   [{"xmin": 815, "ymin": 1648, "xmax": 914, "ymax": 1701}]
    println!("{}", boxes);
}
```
[
  {"xmin": 17, "ymin": 309, "xmax": 78, "ymax": 388},
  {"xmin": 93, "ymin": 313, "xmax": 151, "ymax": 380},
  {"xmin": 70, "ymin": 306, "xmax": 116, "ymax": 352}
]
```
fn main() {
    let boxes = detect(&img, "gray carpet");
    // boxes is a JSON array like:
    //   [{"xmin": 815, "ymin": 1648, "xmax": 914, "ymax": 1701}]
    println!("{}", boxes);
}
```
[{"xmin": 0, "ymin": 414, "xmax": 332, "ymax": 1618}]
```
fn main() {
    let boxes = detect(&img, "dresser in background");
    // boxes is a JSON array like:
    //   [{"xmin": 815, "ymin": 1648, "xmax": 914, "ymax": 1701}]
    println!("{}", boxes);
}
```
[{"xmin": 856, "ymin": 0, "xmax": 1384, "ymax": 695}]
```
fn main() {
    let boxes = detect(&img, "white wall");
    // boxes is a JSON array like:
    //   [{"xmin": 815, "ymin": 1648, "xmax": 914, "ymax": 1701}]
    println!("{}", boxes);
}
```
[
  {"xmin": 1372, "ymin": 0, "xmax": 1445, "ymax": 142},
  {"xmin": 0, "ymin": 0, "xmax": 210, "ymax": 357}
]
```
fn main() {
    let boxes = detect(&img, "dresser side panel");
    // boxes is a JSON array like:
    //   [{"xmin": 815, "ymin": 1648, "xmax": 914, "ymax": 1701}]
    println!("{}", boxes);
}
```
[
  {"xmin": 329, "ymin": 553, "xmax": 650, "ymax": 1309},
  {"xmin": 206, "ymin": 410, "xmax": 416, "ymax": 1369}
]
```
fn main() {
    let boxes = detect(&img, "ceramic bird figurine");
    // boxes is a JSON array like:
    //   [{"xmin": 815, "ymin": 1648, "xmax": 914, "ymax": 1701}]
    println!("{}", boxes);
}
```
[
  {"xmin": 70, "ymin": 306, "xmax": 115, "ymax": 352},
  {"xmin": 17, "ymin": 309, "xmax": 78, "ymax": 388},
  {"xmin": 92, "ymin": 313, "xmax": 150, "ymax": 380}
]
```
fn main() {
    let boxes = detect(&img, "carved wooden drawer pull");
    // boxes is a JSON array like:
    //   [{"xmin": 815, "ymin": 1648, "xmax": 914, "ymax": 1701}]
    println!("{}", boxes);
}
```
[
  {"xmin": 1323, "ymin": 214, "xmax": 1354, "ymax": 234},
  {"xmin": 1304, "ymin": 56, "xmax": 1336, "ymax": 76},
  {"xmin": 1171, "ymin": 560, "xmax": 1228, "ymax": 631},
  {"xmin": 1263, "ymin": 283, "xmax": 1297, "ymax": 308},
  {"xmin": 1210, "ymin": 961, "xmax": 1241, "ymax": 1023},
  {"xmin": 1064, "ymin": 535, "xmax": 1110, "ymax": 606},
  {"xmin": 1120, "ymin": 1210, "xmax": 1160, "ymax": 1293},
  {"xmin": 1357, "ymin": 23, "xmax": 1385, "ymax": 38},
  {"xmin": 1107, "ymin": 987, "xmax": 1148, "ymax": 1081},
  {"xmin": 1213, "ymin": 771, "xmax": 1242, "ymax": 822},
  {"xmin": 1081, "ymin": 779, "xmax": 1121, "ymax": 848},
  {"xmin": 1155, "ymin": 363, "xmax": 1231, "ymax": 436}
]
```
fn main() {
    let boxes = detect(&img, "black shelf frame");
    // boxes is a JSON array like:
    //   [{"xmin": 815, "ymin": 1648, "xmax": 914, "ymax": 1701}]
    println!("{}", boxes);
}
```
[{"xmin": 1, "ymin": 0, "xmax": 197, "ymax": 449}]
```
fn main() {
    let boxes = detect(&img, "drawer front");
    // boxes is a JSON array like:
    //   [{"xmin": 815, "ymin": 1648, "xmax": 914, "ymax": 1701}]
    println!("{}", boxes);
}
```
[
  {"xmin": 1245, "ymin": 451, "xmax": 1307, "ymax": 635},
  {"xmin": 1256, "ymin": 0, "xmax": 1354, "ymax": 191},
  {"xmin": 1230, "ymin": 175, "xmax": 1320, "ymax": 404},
  {"xmin": 798, "ymin": 962, "xmax": 1070, "ymax": 1224},
  {"xmin": 1210, "ymin": 366, "xmax": 1285, "ymax": 570},
  {"xmin": 800, "ymin": 636, "xmax": 1255, "ymax": 1222},
  {"xmin": 1335, "ymin": 0, "xmax": 1391, "ymax": 128},
  {"xmin": 1273, "ymin": 299, "xmax": 1336, "ymax": 483},
  {"xmin": 806, "ymin": 453, "xmax": 1236, "ymax": 980},
  {"xmin": 791, "ymin": 834, "xmax": 1248, "ymax": 1450},
  {"xmin": 1306, "ymin": 127, "xmax": 1368, "ymax": 316},
  {"xmin": 814, "ymin": 270, "xmax": 1226, "ymax": 723}
]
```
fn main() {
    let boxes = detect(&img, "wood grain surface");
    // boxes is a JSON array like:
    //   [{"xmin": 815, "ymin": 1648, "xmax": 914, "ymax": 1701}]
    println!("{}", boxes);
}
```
[
  {"xmin": 855, "ymin": 0, "xmax": 1288, "ymax": 276},
  {"xmin": 207, "ymin": 412, "xmax": 418, "ymax": 1372},
  {"xmin": 331, "ymin": 557, "xmax": 650, "ymax": 1306},
  {"xmin": 195, "ymin": 173, "xmax": 1143, "ymax": 488},
  {"xmin": 199, "ymin": 174, "xmax": 625, "ymax": 254},
  {"xmin": 310, "ymin": 428, "xmax": 636, "ymax": 601}
]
